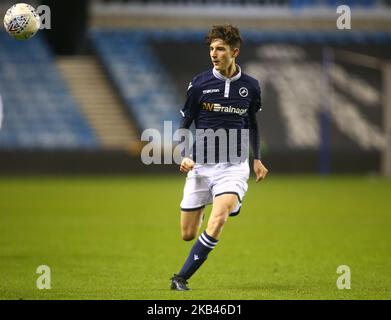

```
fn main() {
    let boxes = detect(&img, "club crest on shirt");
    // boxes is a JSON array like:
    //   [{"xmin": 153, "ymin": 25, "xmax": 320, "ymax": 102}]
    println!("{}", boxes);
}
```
[{"xmin": 239, "ymin": 87, "xmax": 248, "ymax": 97}]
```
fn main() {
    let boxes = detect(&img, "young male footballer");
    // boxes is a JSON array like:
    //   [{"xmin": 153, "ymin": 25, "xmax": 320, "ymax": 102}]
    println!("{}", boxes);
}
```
[{"xmin": 171, "ymin": 25, "xmax": 268, "ymax": 291}]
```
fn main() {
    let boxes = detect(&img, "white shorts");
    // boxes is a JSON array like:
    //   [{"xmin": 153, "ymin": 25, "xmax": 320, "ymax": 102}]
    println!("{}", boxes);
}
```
[{"xmin": 180, "ymin": 160, "xmax": 250, "ymax": 216}]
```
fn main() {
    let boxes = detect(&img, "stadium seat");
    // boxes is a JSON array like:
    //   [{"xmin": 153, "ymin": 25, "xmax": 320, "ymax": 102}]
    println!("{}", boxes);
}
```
[{"xmin": 0, "ymin": 32, "xmax": 99, "ymax": 150}]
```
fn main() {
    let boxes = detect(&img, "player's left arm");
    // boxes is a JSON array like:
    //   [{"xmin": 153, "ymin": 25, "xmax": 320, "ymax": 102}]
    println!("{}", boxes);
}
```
[{"xmin": 248, "ymin": 82, "xmax": 268, "ymax": 182}]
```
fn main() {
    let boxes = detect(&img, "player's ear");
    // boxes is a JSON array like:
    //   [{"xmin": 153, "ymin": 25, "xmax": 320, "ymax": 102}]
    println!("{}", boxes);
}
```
[{"xmin": 232, "ymin": 47, "xmax": 240, "ymax": 58}]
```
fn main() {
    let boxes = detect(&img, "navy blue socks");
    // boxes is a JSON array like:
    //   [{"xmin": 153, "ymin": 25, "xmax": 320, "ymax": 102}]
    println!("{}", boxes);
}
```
[{"xmin": 178, "ymin": 231, "xmax": 218, "ymax": 280}]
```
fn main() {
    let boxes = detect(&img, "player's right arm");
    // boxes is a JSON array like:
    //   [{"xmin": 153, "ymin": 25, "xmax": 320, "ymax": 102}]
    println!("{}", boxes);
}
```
[{"xmin": 178, "ymin": 80, "xmax": 200, "ymax": 173}]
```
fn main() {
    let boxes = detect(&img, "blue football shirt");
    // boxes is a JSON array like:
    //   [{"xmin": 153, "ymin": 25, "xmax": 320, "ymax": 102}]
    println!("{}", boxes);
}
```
[{"xmin": 180, "ymin": 65, "xmax": 262, "ymax": 163}]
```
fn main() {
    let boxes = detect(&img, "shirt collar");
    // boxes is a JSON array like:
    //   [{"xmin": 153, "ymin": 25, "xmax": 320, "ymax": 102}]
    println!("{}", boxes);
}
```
[{"xmin": 212, "ymin": 65, "xmax": 242, "ymax": 82}]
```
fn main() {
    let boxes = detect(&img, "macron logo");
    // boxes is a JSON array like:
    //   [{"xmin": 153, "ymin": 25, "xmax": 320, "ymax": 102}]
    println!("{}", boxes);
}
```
[
  {"xmin": 194, "ymin": 254, "xmax": 199, "ymax": 261},
  {"xmin": 203, "ymin": 89, "xmax": 220, "ymax": 94}
]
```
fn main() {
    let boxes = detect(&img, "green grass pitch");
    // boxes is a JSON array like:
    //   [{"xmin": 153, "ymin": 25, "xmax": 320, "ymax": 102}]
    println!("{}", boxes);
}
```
[{"xmin": 0, "ymin": 175, "xmax": 390, "ymax": 300}]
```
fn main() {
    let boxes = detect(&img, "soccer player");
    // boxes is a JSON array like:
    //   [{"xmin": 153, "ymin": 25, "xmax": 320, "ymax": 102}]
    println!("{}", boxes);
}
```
[{"xmin": 170, "ymin": 25, "xmax": 268, "ymax": 291}]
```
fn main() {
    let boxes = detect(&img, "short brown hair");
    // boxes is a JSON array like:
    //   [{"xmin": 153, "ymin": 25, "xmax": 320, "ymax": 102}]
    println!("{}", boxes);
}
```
[{"xmin": 205, "ymin": 25, "xmax": 243, "ymax": 49}]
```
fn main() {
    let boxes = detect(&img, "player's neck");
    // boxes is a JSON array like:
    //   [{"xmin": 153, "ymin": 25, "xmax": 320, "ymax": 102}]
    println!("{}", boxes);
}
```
[{"xmin": 219, "ymin": 62, "xmax": 237, "ymax": 79}]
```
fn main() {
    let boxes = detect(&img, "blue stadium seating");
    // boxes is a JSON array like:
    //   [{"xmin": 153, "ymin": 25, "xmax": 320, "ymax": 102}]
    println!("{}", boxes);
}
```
[
  {"xmin": 0, "ymin": 32, "xmax": 99, "ymax": 150},
  {"xmin": 90, "ymin": 29, "xmax": 182, "ymax": 134}
]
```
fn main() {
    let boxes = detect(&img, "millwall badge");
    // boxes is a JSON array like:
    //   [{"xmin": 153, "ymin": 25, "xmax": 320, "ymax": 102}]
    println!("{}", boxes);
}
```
[{"xmin": 239, "ymin": 87, "xmax": 248, "ymax": 97}]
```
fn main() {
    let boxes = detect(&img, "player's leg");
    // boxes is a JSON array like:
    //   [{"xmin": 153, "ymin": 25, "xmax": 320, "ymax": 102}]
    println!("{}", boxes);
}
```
[
  {"xmin": 173, "ymin": 194, "xmax": 237, "ymax": 288},
  {"xmin": 175, "ymin": 163, "xmax": 248, "ymax": 280},
  {"xmin": 206, "ymin": 193, "xmax": 238, "ymax": 240},
  {"xmin": 172, "ymin": 163, "xmax": 248, "ymax": 290},
  {"xmin": 172, "ymin": 166, "xmax": 212, "ymax": 290},
  {"xmin": 179, "ymin": 165, "xmax": 211, "ymax": 241},
  {"xmin": 171, "ymin": 208, "xmax": 207, "ymax": 290},
  {"xmin": 180, "ymin": 208, "xmax": 205, "ymax": 241}
]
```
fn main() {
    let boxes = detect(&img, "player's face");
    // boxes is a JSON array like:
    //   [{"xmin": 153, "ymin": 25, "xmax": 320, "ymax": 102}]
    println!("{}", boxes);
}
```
[{"xmin": 209, "ymin": 39, "xmax": 239, "ymax": 74}]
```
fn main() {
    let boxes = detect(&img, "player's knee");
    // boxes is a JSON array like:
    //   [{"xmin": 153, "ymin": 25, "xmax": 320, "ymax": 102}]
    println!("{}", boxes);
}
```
[{"xmin": 181, "ymin": 230, "xmax": 196, "ymax": 241}]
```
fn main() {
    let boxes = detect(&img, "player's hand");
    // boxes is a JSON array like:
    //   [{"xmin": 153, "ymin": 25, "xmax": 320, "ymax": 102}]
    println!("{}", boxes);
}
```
[
  {"xmin": 253, "ymin": 159, "xmax": 268, "ymax": 182},
  {"xmin": 180, "ymin": 157, "xmax": 195, "ymax": 173}
]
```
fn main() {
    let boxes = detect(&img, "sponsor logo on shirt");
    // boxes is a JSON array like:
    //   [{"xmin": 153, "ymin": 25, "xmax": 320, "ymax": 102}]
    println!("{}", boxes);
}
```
[{"xmin": 202, "ymin": 102, "xmax": 247, "ymax": 116}]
